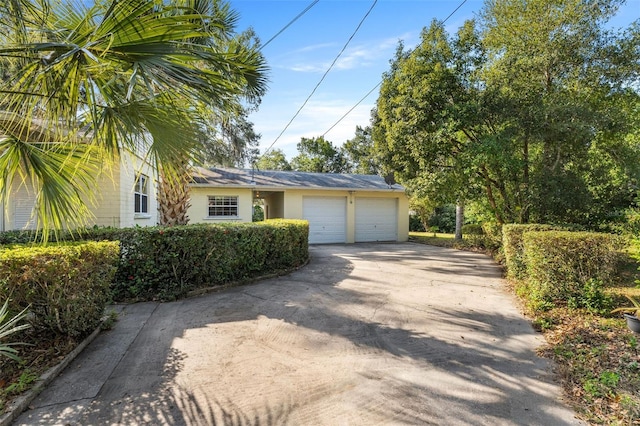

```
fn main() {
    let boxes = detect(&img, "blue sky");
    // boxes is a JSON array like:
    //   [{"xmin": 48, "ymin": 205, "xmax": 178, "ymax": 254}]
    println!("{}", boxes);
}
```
[{"xmin": 232, "ymin": 0, "xmax": 640, "ymax": 161}]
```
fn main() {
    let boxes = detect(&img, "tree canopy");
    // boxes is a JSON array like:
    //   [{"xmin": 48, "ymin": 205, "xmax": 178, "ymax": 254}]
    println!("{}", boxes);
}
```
[
  {"xmin": 0, "ymin": 0, "xmax": 268, "ymax": 234},
  {"xmin": 374, "ymin": 0, "xmax": 640, "ymax": 227},
  {"xmin": 290, "ymin": 136, "xmax": 349, "ymax": 173}
]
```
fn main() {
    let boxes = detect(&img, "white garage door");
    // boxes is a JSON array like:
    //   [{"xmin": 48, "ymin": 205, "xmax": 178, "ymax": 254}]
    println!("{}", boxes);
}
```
[
  {"xmin": 303, "ymin": 197, "xmax": 346, "ymax": 244},
  {"xmin": 355, "ymin": 198, "xmax": 397, "ymax": 242}
]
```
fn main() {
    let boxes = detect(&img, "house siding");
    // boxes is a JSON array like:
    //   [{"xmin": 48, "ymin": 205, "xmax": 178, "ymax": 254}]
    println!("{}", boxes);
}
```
[
  {"xmin": 3, "ymin": 150, "xmax": 159, "ymax": 231},
  {"xmin": 119, "ymin": 151, "xmax": 158, "ymax": 227}
]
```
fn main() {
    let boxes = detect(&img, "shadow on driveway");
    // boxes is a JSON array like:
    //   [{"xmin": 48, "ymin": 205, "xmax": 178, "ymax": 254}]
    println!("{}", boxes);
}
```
[{"xmin": 16, "ymin": 243, "xmax": 582, "ymax": 425}]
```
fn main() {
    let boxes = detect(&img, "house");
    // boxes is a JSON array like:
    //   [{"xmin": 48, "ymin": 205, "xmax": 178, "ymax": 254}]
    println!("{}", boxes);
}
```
[
  {"xmin": 1, "ymin": 150, "xmax": 158, "ymax": 231},
  {"xmin": 190, "ymin": 167, "xmax": 409, "ymax": 244}
]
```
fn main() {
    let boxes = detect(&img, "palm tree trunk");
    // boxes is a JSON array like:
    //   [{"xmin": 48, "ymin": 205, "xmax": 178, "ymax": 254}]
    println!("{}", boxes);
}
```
[{"xmin": 158, "ymin": 165, "xmax": 192, "ymax": 226}]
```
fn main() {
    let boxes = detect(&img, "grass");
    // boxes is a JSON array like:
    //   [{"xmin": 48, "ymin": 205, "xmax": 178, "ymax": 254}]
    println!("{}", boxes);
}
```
[{"xmin": 411, "ymin": 232, "xmax": 640, "ymax": 424}]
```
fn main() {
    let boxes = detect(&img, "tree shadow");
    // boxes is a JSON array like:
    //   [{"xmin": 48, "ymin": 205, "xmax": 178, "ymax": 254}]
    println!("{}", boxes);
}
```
[{"xmin": 17, "ymin": 243, "xmax": 580, "ymax": 425}]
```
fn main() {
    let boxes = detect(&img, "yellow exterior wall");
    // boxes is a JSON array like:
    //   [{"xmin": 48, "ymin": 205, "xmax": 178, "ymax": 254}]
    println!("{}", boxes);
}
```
[
  {"xmin": 3, "ymin": 149, "xmax": 160, "ymax": 231},
  {"xmin": 187, "ymin": 186, "xmax": 409, "ymax": 243},
  {"xmin": 189, "ymin": 187, "xmax": 253, "ymax": 224},
  {"xmin": 264, "ymin": 192, "xmax": 284, "ymax": 219},
  {"xmin": 119, "ymin": 151, "xmax": 158, "ymax": 227},
  {"xmin": 88, "ymin": 162, "xmax": 122, "ymax": 228}
]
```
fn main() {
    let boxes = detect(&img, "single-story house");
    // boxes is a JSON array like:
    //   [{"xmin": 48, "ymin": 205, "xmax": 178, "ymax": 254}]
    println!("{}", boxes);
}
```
[
  {"xmin": 1, "ymin": 150, "xmax": 158, "ymax": 231},
  {"xmin": 190, "ymin": 167, "xmax": 409, "ymax": 244}
]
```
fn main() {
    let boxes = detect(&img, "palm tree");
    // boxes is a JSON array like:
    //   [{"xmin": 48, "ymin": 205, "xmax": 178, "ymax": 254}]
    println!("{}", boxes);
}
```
[{"xmin": 0, "ymin": 0, "xmax": 268, "ymax": 235}]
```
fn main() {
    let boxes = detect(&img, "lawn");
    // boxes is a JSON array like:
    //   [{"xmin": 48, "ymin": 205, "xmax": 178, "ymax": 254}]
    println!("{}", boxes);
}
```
[{"xmin": 411, "ymin": 232, "xmax": 640, "ymax": 424}]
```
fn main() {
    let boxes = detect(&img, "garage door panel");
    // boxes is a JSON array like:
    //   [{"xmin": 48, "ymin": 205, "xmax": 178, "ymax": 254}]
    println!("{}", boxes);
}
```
[
  {"xmin": 355, "ymin": 198, "xmax": 397, "ymax": 242},
  {"xmin": 303, "ymin": 197, "xmax": 346, "ymax": 244}
]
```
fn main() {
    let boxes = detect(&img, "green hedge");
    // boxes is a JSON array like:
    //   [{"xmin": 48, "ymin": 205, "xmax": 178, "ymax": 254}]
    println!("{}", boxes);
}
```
[
  {"xmin": 482, "ymin": 222, "xmax": 503, "ymax": 252},
  {"xmin": 0, "ymin": 220, "xmax": 310, "ymax": 302},
  {"xmin": 502, "ymin": 224, "xmax": 557, "ymax": 279},
  {"xmin": 522, "ymin": 231, "xmax": 624, "ymax": 311},
  {"xmin": 111, "ymin": 220, "xmax": 309, "ymax": 301},
  {"xmin": 461, "ymin": 224, "xmax": 484, "ymax": 235},
  {"xmin": 0, "ymin": 241, "xmax": 119, "ymax": 336}
]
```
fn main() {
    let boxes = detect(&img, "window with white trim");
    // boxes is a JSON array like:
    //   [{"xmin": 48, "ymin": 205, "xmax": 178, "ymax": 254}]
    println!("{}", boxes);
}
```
[
  {"xmin": 134, "ymin": 174, "xmax": 149, "ymax": 214},
  {"xmin": 208, "ymin": 196, "xmax": 238, "ymax": 217}
]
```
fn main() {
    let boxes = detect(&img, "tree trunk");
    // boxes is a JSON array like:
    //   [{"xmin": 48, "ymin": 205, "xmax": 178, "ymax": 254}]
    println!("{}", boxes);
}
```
[
  {"xmin": 455, "ymin": 200, "xmax": 464, "ymax": 240},
  {"xmin": 158, "ymin": 165, "xmax": 192, "ymax": 226}
]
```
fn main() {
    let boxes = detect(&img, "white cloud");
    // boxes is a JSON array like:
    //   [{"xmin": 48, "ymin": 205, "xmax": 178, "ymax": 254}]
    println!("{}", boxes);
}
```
[{"xmin": 282, "ymin": 35, "xmax": 412, "ymax": 73}]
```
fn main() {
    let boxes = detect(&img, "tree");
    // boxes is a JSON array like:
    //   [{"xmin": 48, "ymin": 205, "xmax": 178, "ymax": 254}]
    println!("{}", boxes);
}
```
[
  {"xmin": 254, "ymin": 148, "xmax": 292, "ymax": 171},
  {"xmin": 342, "ymin": 125, "xmax": 379, "ymax": 175},
  {"xmin": 290, "ymin": 136, "xmax": 349, "ymax": 173},
  {"xmin": 478, "ymin": 0, "xmax": 640, "ymax": 225},
  {"xmin": 374, "ymin": 1, "xmax": 640, "ymax": 227},
  {"xmin": 0, "ymin": 0, "xmax": 268, "ymax": 234},
  {"xmin": 374, "ymin": 20, "xmax": 485, "ymax": 239},
  {"xmin": 199, "ymin": 105, "xmax": 261, "ymax": 168}
]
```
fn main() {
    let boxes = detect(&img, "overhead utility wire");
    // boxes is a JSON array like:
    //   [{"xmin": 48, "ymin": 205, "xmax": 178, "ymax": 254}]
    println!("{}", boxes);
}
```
[
  {"xmin": 321, "ymin": 0, "xmax": 469, "ymax": 138},
  {"xmin": 261, "ymin": 0, "xmax": 378, "ymax": 158},
  {"xmin": 260, "ymin": 0, "xmax": 320, "ymax": 51}
]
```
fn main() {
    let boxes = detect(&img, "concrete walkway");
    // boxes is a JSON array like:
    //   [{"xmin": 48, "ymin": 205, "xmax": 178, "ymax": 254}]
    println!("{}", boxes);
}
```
[{"xmin": 16, "ymin": 243, "xmax": 583, "ymax": 425}]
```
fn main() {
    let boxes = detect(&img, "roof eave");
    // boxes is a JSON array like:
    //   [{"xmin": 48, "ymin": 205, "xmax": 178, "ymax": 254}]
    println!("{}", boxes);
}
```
[{"xmin": 189, "ymin": 183, "xmax": 404, "ymax": 192}]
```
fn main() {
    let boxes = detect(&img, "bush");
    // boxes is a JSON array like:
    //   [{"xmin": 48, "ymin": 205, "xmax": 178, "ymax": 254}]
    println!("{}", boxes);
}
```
[
  {"xmin": 409, "ymin": 214, "xmax": 426, "ymax": 232},
  {"xmin": 482, "ymin": 222, "xmax": 503, "ymax": 252},
  {"xmin": 428, "ymin": 205, "xmax": 456, "ymax": 233},
  {"xmin": 0, "ymin": 241, "xmax": 119, "ymax": 337},
  {"xmin": 0, "ymin": 221, "xmax": 309, "ymax": 303},
  {"xmin": 462, "ymin": 224, "xmax": 484, "ymax": 235},
  {"xmin": 522, "ymin": 231, "xmax": 624, "ymax": 311},
  {"xmin": 112, "ymin": 220, "xmax": 309, "ymax": 301},
  {"xmin": 502, "ymin": 224, "xmax": 557, "ymax": 279}
]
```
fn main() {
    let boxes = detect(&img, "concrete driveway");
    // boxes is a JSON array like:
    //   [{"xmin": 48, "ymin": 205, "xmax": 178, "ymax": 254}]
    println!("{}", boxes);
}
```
[{"xmin": 16, "ymin": 243, "xmax": 582, "ymax": 425}]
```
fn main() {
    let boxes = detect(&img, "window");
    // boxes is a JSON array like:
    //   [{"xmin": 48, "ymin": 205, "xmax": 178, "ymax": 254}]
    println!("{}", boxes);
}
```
[
  {"xmin": 134, "ymin": 174, "xmax": 149, "ymax": 214},
  {"xmin": 208, "ymin": 196, "xmax": 238, "ymax": 217}
]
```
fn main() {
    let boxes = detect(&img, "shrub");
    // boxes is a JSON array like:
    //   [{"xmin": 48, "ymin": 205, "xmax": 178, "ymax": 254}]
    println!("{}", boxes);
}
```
[
  {"xmin": 428, "ymin": 205, "xmax": 456, "ymax": 233},
  {"xmin": 0, "ymin": 241, "xmax": 119, "ymax": 337},
  {"xmin": 409, "ymin": 214, "xmax": 426, "ymax": 232},
  {"xmin": 0, "ymin": 300, "xmax": 30, "ymax": 362},
  {"xmin": 522, "ymin": 231, "xmax": 624, "ymax": 311},
  {"xmin": 482, "ymin": 222, "xmax": 503, "ymax": 252},
  {"xmin": 112, "ymin": 220, "xmax": 309, "ymax": 301},
  {"xmin": 462, "ymin": 224, "xmax": 484, "ymax": 235},
  {"xmin": 0, "ymin": 221, "xmax": 309, "ymax": 303},
  {"xmin": 502, "ymin": 224, "xmax": 557, "ymax": 279}
]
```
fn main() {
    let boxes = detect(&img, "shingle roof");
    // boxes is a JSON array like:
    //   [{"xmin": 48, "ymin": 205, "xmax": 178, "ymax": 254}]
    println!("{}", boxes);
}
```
[{"xmin": 192, "ymin": 167, "xmax": 403, "ymax": 192}]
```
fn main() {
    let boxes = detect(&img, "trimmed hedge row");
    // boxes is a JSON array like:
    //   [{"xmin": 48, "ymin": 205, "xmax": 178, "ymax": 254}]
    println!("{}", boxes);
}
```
[
  {"xmin": 502, "ymin": 224, "xmax": 557, "ymax": 279},
  {"xmin": 0, "ymin": 241, "xmax": 119, "ymax": 337},
  {"xmin": 110, "ymin": 220, "xmax": 309, "ymax": 301},
  {"xmin": 0, "ymin": 219, "xmax": 309, "ymax": 308},
  {"xmin": 522, "ymin": 231, "xmax": 624, "ymax": 311}
]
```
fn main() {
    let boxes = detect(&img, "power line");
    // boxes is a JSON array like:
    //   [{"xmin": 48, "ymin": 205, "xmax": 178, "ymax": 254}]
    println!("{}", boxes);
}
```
[
  {"xmin": 261, "ymin": 0, "xmax": 378, "ymax": 158},
  {"xmin": 260, "ymin": 0, "xmax": 320, "ymax": 51},
  {"xmin": 322, "ymin": 82, "xmax": 380, "ymax": 137},
  {"xmin": 320, "ymin": 0, "xmax": 469, "ymax": 139}
]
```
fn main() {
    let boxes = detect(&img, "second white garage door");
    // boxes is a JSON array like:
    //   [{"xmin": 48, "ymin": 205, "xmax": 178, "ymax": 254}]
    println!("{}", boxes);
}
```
[
  {"xmin": 355, "ymin": 198, "xmax": 398, "ymax": 242},
  {"xmin": 303, "ymin": 197, "xmax": 347, "ymax": 244}
]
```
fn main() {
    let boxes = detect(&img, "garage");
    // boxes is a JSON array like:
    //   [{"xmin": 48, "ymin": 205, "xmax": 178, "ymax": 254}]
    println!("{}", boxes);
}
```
[
  {"xmin": 303, "ymin": 196, "xmax": 347, "ymax": 244},
  {"xmin": 355, "ymin": 198, "xmax": 398, "ymax": 242}
]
